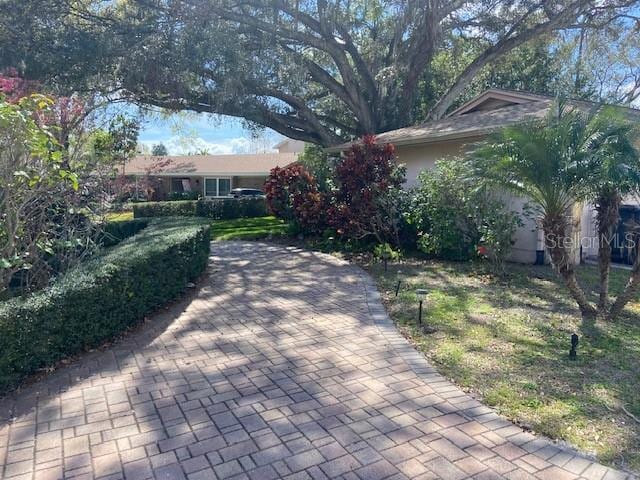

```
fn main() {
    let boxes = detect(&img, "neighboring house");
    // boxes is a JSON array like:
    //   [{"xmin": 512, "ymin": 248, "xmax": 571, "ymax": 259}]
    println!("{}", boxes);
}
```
[
  {"xmin": 328, "ymin": 89, "xmax": 640, "ymax": 264},
  {"xmin": 124, "ymin": 140, "xmax": 303, "ymax": 200},
  {"xmin": 274, "ymin": 138, "xmax": 306, "ymax": 153}
]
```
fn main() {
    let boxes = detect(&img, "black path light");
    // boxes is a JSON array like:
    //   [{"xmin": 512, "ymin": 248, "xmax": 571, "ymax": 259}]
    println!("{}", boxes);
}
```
[
  {"xmin": 569, "ymin": 333, "xmax": 579, "ymax": 360},
  {"xmin": 395, "ymin": 270, "xmax": 402, "ymax": 297},
  {"xmin": 416, "ymin": 288, "xmax": 428, "ymax": 327}
]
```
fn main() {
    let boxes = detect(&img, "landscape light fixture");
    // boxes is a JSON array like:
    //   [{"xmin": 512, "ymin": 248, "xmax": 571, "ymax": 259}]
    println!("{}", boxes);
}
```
[
  {"xmin": 416, "ymin": 288, "xmax": 428, "ymax": 326},
  {"xmin": 395, "ymin": 270, "xmax": 402, "ymax": 297},
  {"xmin": 569, "ymin": 333, "xmax": 579, "ymax": 360}
]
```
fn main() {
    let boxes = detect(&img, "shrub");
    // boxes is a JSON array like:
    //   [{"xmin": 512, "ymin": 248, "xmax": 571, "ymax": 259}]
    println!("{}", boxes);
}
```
[
  {"xmin": 373, "ymin": 242, "xmax": 401, "ymax": 262},
  {"xmin": 409, "ymin": 159, "xmax": 521, "ymax": 266},
  {"xmin": 0, "ymin": 217, "xmax": 210, "ymax": 392},
  {"xmin": 476, "ymin": 208, "xmax": 523, "ymax": 275},
  {"xmin": 330, "ymin": 135, "xmax": 405, "ymax": 245},
  {"xmin": 101, "ymin": 219, "xmax": 149, "ymax": 247},
  {"xmin": 168, "ymin": 191, "xmax": 200, "ymax": 201},
  {"xmin": 297, "ymin": 143, "xmax": 335, "ymax": 192},
  {"xmin": 196, "ymin": 198, "xmax": 267, "ymax": 219},
  {"xmin": 265, "ymin": 164, "xmax": 326, "ymax": 233},
  {"xmin": 133, "ymin": 198, "xmax": 267, "ymax": 220},
  {"xmin": 133, "ymin": 200, "xmax": 198, "ymax": 218},
  {"xmin": 0, "ymin": 95, "xmax": 97, "ymax": 294}
]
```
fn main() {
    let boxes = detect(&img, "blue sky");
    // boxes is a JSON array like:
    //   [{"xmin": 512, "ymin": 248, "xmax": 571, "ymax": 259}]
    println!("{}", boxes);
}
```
[{"xmin": 135, "ymin": 110, "xmax": 283, "ymax": 155}]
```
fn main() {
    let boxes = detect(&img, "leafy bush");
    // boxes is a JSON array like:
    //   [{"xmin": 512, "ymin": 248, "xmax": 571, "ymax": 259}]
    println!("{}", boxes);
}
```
[
  {"xmin": 476, "ymin": 208, "xmax": 523, "ymax": 274},
  {"xmin": 373, "ymin": 242, "xmax": 401, "ymax": 261},
  {"xmin": 0, "ymin": 95, "xmax": 92, "ymax": 294},
  {"xmin": 0, "ymin": 217, "xmax": 210, "ymax": 392},
  {"xmin": 330, "ymin": 135, "xmax": 406, "ymax": 245},
  {"xmin": 101, "ymin": 219, "xmax": 149, "ymax": 247},
  {"xmin": 196, "ymin": 198, "xmax": 267, "ymax": 219},
  {"xmin": 168, "ymin": 191, "xmax": 200, "ymax": 201},
  {"xmin": 265, "ymin": 164, "xmax": 326, "ymax": 233},
  {"xmin": 133, "ymin": 199, "xmax": 267, "ymax": 219},
  {"xmin": 133, "ymin": 200, "xmax": 198, "ymax": 218},
  {"xmin": 297, "ymin": 143, "xmax": 335, "ymax": 192},
  {"xmin": 409, "ymin": 159, "xmax": 521, "ymax": 266}
]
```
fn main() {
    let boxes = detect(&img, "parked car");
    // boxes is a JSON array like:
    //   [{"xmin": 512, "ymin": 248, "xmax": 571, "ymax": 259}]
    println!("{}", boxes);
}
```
[{"xmin": 230, "ymin": 188, "xmax": 266, "ymax": 199}]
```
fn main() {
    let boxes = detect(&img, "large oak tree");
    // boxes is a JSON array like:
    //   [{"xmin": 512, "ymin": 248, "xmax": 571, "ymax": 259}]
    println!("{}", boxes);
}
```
[{"xmin": 1, "ymin": 0, "xmax": 639, "ymax": 145}]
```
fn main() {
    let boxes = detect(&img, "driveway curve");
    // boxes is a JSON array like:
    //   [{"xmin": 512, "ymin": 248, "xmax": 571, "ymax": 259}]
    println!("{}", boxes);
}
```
[{"xmin": 0, "ymin": 242, "xmax": 633, "ymax": 480}]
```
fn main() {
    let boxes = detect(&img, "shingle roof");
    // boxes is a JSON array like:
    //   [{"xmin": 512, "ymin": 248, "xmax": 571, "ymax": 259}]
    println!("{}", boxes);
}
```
[
  {"xmin": 123, "ymin": 152, "xmax": 298, "ymax": 176},
  {"xmin": 326, "ymin": 89, "xmax": 640, "ymax": 152}
]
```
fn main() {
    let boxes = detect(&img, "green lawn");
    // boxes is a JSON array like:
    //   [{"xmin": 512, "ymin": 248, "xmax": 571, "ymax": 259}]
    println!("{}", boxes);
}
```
[
  {"xmin": 105, "ymin": 211, "xmax": 133, "ymax": 222},
  {"xmin": 210, "ymin": 216, "xmax": 290, "ymax": 240},
  {"xmin": 369, "ymin": 259, "xmax": 640, "ymax": 472}
]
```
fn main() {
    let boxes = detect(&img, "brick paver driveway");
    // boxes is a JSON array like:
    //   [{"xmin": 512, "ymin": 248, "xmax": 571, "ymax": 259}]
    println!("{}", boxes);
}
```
[{"xmin": 1, "ymin": 242, "xmax": 634, "ymax": 480}]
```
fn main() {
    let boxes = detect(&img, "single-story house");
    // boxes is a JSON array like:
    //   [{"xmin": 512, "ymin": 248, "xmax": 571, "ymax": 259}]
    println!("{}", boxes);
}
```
[
  {"xmin": 327, "ymin": 89, "xmax": 640, "ymax": 264},
  {"xmin": 124, "ymin": 139, "xmax": 303, "ymax": 200}
]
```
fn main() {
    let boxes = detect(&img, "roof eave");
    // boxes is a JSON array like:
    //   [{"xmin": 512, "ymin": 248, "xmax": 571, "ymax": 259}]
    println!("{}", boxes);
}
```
[{"xmin": 324, "ymin": 127, "xmax": 496, "ymax": 153}]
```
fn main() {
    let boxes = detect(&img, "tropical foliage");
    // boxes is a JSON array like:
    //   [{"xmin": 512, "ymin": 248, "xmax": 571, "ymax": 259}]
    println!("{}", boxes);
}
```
[
  {"xmin": 473, "ymin": 104, "xmax": 640, "ymax": 321},
  {"xmin": 410, "ymin": 159, "xmax": 522, "ymax": 272},
  {"xmin": 264, "ymin": 164, "xmax": 326, "ymax": 233},
  {"xmin": 329, "ymin": 136, "xmax": 406, "ymax": 245}
]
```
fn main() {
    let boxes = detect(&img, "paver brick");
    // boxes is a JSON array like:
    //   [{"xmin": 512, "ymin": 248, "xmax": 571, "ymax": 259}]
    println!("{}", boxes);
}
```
[{"xmin": 0, "ymin": 242, "xmax": 630, "ymax": 480}]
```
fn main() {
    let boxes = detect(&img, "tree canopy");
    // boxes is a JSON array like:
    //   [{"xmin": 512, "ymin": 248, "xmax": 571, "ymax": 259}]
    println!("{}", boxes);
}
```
[
  {"xmin": 152, "ymin": 143, "xmax": 169, "ymax": 156},
  {"xmin": 1, "ymin": 0, "xmax": 639, "ymax": 145}
]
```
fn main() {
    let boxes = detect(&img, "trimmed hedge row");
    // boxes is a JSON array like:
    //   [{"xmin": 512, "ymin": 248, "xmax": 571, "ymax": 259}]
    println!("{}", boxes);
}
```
[
  {"xmin": 101, "ymin": 218, "xmax": 150, "ymax": 247},
  {"xmin": 133, "ymin": 198, "xmax": 267, "ymax": 220},
  {"xmin": 0, "ymin": 217, "xmax": 211, "ymax": 392},
  {"xmin": 196, "ymin": 198, "xmax": 267, "ymax": 218},
  {"xmin": 133, "ymin": 200, "xmax": 198, "ymax": 217}
]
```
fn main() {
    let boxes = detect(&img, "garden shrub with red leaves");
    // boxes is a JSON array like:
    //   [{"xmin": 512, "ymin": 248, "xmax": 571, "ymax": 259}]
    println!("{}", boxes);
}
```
[
  {"xmin": 330, "ymin": 135, "xmax": 406, "ymax": 245},
  {"xmin": 264, "ymin": 164, "xmax": 326, "ymax": 233}
]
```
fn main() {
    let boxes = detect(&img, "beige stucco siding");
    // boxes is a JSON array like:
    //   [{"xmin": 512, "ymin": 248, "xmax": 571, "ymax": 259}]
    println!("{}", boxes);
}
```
[{"xmin": 394, "ymin": 141, "xmax": 468, "ymax": 188}]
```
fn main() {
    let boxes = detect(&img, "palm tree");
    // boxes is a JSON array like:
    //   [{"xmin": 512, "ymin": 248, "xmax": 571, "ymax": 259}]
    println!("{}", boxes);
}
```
[
  {"xmin": 580, "ymin": 108, "xmax": 640, "ymax": 316},
  {"xmin": 473, "ymin": 105, "xmax": 596, "ymax": 319},
  {"xmin": 473, "ymin": 103, "xmax": 640, "ymax": 322}
]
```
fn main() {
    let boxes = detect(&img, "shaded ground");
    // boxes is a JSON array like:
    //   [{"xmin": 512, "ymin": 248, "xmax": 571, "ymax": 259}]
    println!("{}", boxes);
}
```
[
  {"xmin": 0, "ymin": 242, "xmax": 632, "ymax": 479},
  {"xmin": 370, "ymin": 259, "xmax": 640, "ymax": 473}
]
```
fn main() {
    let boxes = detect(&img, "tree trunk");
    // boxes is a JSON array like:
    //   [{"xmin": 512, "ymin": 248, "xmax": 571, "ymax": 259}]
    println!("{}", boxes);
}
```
[
  {"xmin": 594, "ymin": 190, "xmax": 621, "ymax": 315},
  {"xmin": 608, "ymin": 234, "xmax": 640, "ymax": 321},
  {"xmin": 543, "ymin": 214, "xmax": 597, "ymax": 319}
]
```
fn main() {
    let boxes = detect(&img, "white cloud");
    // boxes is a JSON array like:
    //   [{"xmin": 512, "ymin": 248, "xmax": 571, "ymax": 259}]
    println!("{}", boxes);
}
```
[{"xmin": 139, "ymin": 136, "xmax": 277, "ymax": 155}]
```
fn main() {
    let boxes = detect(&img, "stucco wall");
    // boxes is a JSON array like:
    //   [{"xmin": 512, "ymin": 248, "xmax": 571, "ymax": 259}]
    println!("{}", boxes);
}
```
[{"xmin": 394, "ymin": 141, "xmax": 468, "ymax": 188}]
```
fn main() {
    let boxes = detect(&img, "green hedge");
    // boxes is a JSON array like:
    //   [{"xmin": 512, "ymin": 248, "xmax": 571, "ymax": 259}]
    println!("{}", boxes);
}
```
[
  {"xmin": 133, "ymin": 200, "xmax": 198, "ymax": 218},
  {"xmin": 133, "ymin": 198, "xmax": 267, "ymax": 220},
  {"xmin": 0, "ymin": 217, "xmax": 211, "ymax": 392},
  {"xmin": 101, "ymin": 218, "xmax": 150, "ymax": 247},
  {"xmin": 196, "ymin": 198, "xmax": 267, "ymax": 219},
  {"xmin": 168, "ymin": 191, "xmax": 200, "ymax": 201}
]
